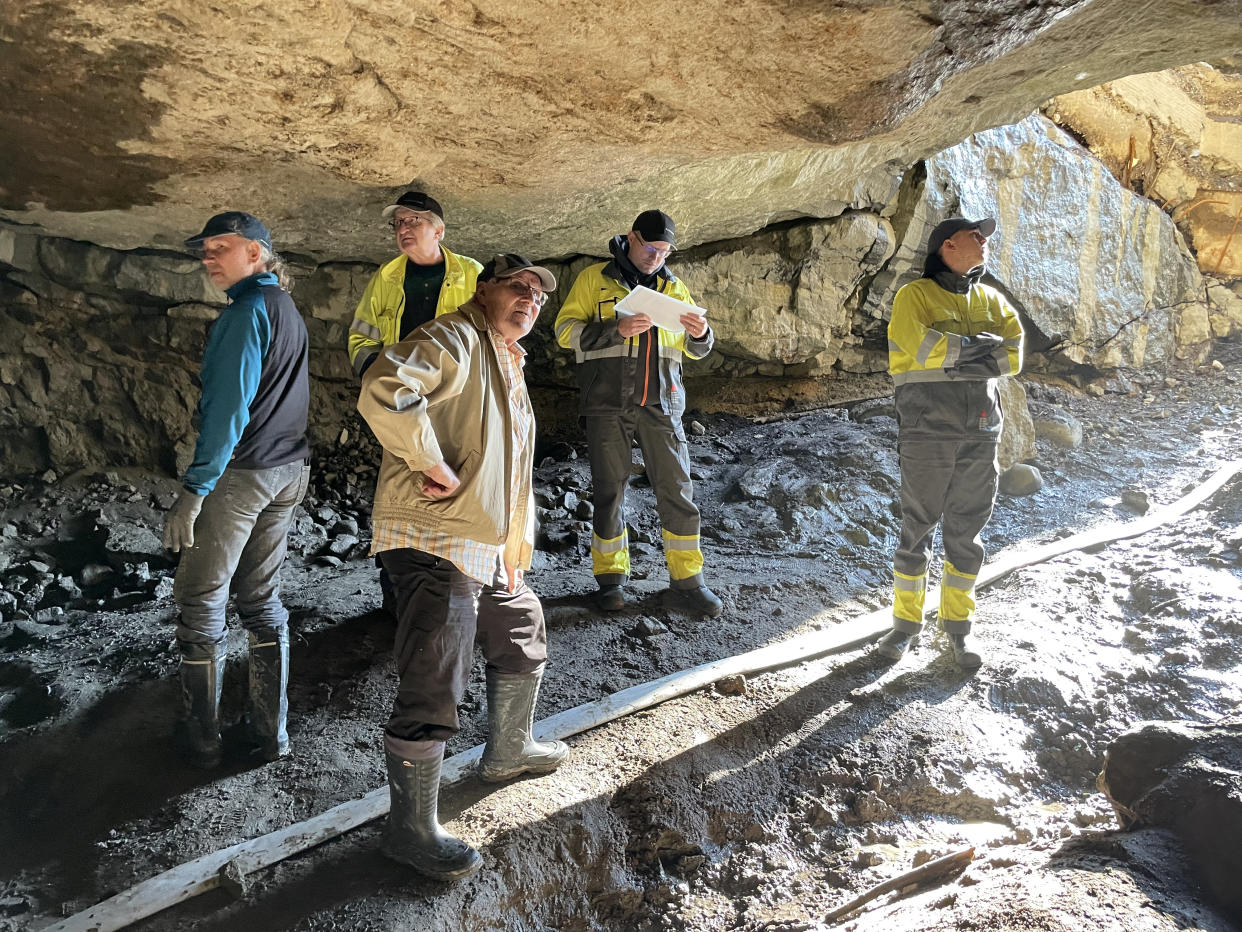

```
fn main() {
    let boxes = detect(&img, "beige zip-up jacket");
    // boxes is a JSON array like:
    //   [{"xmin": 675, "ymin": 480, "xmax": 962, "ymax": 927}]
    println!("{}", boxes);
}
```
[{"xmin": 357, "ymin": 298, "xmax": 535, "ymax": 570}]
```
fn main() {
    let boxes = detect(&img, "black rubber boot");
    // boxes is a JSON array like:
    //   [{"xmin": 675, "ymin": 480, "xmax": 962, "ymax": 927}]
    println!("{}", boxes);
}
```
[
  {"xmin": 596, "ymin": 584, "xmax": 625, "ymax": 612},
  {"xmin": 244, "ymin": 626, "xmax": 290, "ymax": 761},
  {"xmin": 178, "ymin": 639, "xmax": 226, "ymax": 769},
  {"xmin": 479, "ymin": 671, "xmax": 569, "ymax": 783},
  {"xmin": 677, "ymin": 585, "xmax": 723, "ymax": 618},
  {"xmin": 382, "ymin": 741, "xmax": 482, "ymax": 881},
  {"xmin": 947, "ymin": 632, "xmax": 983, "ymax": 670},
  {"xmin": 875, "ymin": 628, "xmax": 914, "ymax": 661}
]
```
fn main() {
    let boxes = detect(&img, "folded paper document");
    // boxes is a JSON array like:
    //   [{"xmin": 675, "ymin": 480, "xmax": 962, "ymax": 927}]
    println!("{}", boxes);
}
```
[{"xmin": 614, "ymin": 285, "xmax": 707, "ymax": 334}]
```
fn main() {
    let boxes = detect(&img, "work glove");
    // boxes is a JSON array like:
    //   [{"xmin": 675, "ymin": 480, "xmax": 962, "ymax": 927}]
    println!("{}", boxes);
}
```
[
  {"xmin": 164, "ymin": 490, "xmax": 206, "ymax": 552},
  {"xmin": 957, "ymin": 332, "xmax": 1003, "ymax": 364},
  {"xmin": 946, "ymin": 357, "xmax": 1002, "ymax": 380}
]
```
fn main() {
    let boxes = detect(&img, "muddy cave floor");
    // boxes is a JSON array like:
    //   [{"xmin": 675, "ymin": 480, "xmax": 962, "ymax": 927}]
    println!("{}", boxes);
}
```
[{"xmin": 1, "ymin": 358, "xmax": 1241, "ymax": 932}]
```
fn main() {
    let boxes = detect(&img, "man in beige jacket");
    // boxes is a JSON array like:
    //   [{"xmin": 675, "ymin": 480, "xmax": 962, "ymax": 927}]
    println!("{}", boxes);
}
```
[{"xmin": 358, "ymin": 254, "xmax": 568, "ymax": 882}]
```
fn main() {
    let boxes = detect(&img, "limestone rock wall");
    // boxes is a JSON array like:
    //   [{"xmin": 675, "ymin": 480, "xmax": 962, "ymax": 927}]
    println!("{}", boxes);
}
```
[
  {"xmin": 1048, "ymin": 65, "xmax": 1242, "ymax": 282},
  {"xmin": 0, "ymin": 110, "xmax": 1216, "ymax": 480}
]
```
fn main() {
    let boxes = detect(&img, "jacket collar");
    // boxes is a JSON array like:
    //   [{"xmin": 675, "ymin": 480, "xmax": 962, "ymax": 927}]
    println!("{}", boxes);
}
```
[
  {"xmin": 381, "ymin": 245, "xmax": 462, "ymax": 285},
  {"xmin": 602, "ymin": 234, "xmax": 675, "ymax": 290},
  {"xmin": 225, "ymin": 271, "xmax": 278, "ymax": 300}
]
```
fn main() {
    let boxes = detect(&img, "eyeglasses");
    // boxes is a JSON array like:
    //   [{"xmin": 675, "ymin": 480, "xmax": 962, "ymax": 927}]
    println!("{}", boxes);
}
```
[
  {"xmin": 633, "ymin": 232, "xmax": 673, "ymax": 260},
  {"xmin": 505, "ymin": 279, "xmax": 548, "ymax": 307},
  {"xmin": 389, "ymin": 215, "xmax": 431, "ymax": 232}
]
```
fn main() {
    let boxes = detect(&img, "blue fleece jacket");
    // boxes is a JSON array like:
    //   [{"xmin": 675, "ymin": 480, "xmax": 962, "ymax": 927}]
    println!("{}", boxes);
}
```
[{"xmin": 182, "ymin": 272, "xmax": 309, "ymax": 494}]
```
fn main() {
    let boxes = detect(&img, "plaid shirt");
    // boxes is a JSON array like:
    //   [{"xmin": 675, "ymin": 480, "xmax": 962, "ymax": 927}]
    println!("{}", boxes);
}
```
[{"xmin": 372, "ymin": 329, "xmax": 530, "ymax": 586}]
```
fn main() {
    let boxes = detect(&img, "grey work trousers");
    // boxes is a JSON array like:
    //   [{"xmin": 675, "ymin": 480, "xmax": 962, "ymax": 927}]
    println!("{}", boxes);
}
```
[
  {"xmin": 584, "ymin": 406, "xmax": 701, "ymax": 588},
  {"xmin": 174, "ymin": 461, "xmax": 310, "ymax": 646},
  {"xmin": 380, "ymin": 548, "xmax": 546, "ymax": 743},
  {"xmin": 894, "ymin": 439, "xmax": 999, "ymax": 579}
]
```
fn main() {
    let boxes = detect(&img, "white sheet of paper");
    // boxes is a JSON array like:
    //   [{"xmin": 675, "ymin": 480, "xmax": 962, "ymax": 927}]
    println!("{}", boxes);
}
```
[{"xmin": 613, "ymin": 285, "xmax": 707, "ymax": 334}]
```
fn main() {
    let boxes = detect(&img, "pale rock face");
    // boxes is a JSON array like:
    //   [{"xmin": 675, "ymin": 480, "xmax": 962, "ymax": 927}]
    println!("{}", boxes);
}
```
[
  {"xmin": 998, "ymin": 377, "xmax": 1035, "ymax": 471},
  {"xmin": 1049, "ymin": 65, "xmax": 1242, "ymax": 281},
  {"xmin": 676, "ymin": 212, "xmax": 895, "ymax": 375},
  {"xmin": 866, "ymin": 115, "xmax": 1203, "ymax": 370}
]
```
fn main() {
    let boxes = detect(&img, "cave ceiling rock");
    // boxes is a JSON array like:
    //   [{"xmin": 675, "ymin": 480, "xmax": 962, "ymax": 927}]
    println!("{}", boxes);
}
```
[
  {"xmin": 2, "ymin": 0, "xmax": 1242, "ymax": 261},
  {"xmin": 866, "ymin": 114, "xmax": 1205, "ymax": 371}
]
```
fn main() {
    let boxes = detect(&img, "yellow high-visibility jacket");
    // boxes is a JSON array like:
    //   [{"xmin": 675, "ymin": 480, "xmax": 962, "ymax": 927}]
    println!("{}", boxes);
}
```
[
  {"xmin": 347, "ymin": 247, "xmax": 482, "ymax": 376},
  {"xmin": 888, "ymin": 276, "xmax": 1024, "ymax": 440},
  {"xmin": 554, "ymin": 262, "xmax": 713, "ymax": 417}
]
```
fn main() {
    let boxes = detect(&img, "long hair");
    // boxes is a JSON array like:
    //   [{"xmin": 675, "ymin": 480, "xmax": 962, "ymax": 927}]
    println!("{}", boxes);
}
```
[{"xmin": 258, "ymin": 244, "xmax": 293, "ymax": 292}]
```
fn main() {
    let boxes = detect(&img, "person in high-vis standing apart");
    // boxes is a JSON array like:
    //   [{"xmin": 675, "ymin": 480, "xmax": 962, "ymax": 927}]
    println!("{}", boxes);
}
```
[
  {"xmin": 876, "ymin": 216, "xmax": 1024, "ymax": 669},
  {"xmin": 554, "ymin": 209, "xmax": 722, "ymax": 618}
]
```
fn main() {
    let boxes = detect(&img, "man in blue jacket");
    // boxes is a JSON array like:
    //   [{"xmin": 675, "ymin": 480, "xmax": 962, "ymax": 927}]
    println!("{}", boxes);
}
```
[{"xmin": 164, "ymin": 211, "xmax": 311, "ymax": 768}]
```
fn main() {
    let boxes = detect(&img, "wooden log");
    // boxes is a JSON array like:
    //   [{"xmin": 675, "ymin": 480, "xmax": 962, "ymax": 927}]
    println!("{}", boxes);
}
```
[
  {"xmin": 824, "ymin": 846, "xmax": 975, "ymax": 923},
  {"xmin": 47, "ymin": 460, "xmax": 1242, "ymax": 932}
]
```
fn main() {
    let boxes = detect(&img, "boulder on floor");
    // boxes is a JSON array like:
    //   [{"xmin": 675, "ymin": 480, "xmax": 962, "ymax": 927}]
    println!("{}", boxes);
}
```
[{"xmin": 1098, "ymin": 718, "xmax": 1242, "ymax": 922}]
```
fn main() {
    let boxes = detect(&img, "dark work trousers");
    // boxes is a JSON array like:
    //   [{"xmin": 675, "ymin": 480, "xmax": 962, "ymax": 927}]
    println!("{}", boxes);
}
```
[
  {"xmin": 894, "ymin": 439, "xmax": 999, "ymax": 579},
  {"xmin": 584, "ymin": 406, "xmax": 703, "ymax": 589},
  {"xmin": 379, "ymin": 548, "xmax": 546, "ymax": 742}
]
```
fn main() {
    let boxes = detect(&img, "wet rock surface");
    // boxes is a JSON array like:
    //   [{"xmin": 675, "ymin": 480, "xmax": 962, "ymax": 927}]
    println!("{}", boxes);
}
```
[{"xmin": 0, "ymin": 349, "xmax": 1240, "ymax": 931}]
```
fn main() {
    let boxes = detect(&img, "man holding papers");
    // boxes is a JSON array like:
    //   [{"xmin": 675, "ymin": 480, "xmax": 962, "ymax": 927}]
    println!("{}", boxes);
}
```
[{"xmin": 554, "ymin": 210, "xmax": 723, "ymax": 617}]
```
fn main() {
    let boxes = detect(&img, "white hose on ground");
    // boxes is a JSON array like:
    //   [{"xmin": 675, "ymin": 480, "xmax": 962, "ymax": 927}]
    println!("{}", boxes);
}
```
[{"xmin": 46, "ymin": 460, "xmax": 1241, "ymax": 932}]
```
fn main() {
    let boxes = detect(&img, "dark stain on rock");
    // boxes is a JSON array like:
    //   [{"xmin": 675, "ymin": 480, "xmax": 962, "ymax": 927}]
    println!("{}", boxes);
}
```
[{"xmin": 0, "ymin": 4, "xmax": 175, "ymax": 211}]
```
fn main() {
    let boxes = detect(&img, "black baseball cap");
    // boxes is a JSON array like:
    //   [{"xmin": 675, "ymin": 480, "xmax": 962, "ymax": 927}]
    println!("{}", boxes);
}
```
[
  {"xmin": 927, "ymin": 216, "xmax": 996, "ymax": 256},
  {"xmin": 184, "ymin": 211, "xmax": 273, "ymax": 251},
  {"xmin": 480, "ymin": 253, "xmax": 556, "ymax": 292},
  {"xmin": 381, "ymin": 191, "xmax": 444, "ymax": 223},
  {"xmin": 632, "ymin": 209, "xmax": 676, "ymax": 246}
]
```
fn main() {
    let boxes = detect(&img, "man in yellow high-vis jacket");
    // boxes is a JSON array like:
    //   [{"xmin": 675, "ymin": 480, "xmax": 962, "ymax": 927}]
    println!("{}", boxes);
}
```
[
  {"xmin": 554, "ymin": 210, "xmax": 723, "ymax": 617},
  {"xmin": 877, "ymin": 216, "xmax": 1024, "ymax": 669},
  {"xmin": 347, "ymin": 191, "xmax": 482, "ymax": 377},
  {"xmin": 347, "ymin": 192, "xmax": 482, "ymax": 613}
]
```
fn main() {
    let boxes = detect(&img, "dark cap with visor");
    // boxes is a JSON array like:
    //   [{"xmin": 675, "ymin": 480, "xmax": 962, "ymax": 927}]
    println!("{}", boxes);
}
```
[
  {"xmin": 480, "ymin": 253, "xmax": 557, "ymax": 292},
  {"xmin": 184, "ymin": 211, "xmax": 273, "ymax": 252},
  {"xmin": 926, "ymin": 216, "xmax": 996, "ymax": 256}
]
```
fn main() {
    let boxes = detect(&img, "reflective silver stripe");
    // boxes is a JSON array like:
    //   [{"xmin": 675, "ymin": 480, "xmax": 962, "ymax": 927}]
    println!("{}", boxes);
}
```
[
  {"xmin": 592, "ymin": 532, "xmax": 628, "ymax": 553},
  {"xmin": 943, "ymin": 333, "xmax": 962, "ymax": 368},
  {"xmin": 890, "ymin": 368, "xmax": 957, "ymax": 386},
  {"xmin": 661, "ymin": 537, "xmax": 700, "ymax": 551},
  {"xmin": 350, "ymin": 318, "xmax": 382, "ymax": 341},
  {"xmin": 555, "ymin": 318, "xmax": 582, "ymax": 347},
  {"xmin": 658, "ymin": 343, "xmax": 681, "ymax": 361},
  {"xmin": 579, "ymin": 345, "xmax": 629, "ymax": 363},
  {"xmin": 943, "ymin": 572, "xmax": 975, "ymax": 590},
  {"xmin": 893, "ymin": 575, "xmax": 926, "ymax": 592},
  {"xmin": 915, "ymin": 331, "xmax": 943, "ymax": 367},
  {"xmin": 352, "ymin": 352, "xmax": 375, "ymax": 376}
]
